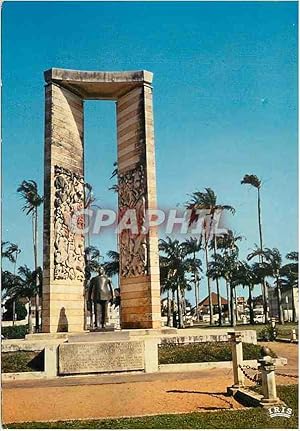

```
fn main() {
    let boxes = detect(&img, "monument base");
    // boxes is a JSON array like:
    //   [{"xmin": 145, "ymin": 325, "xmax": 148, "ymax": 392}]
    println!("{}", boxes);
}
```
[
  {"xmin": 25, "ymin": 327, "xmax": 257, "ymax": 344},
  {"xmin": 5, "ymin": 328, "xmax": 258, "ymax": 379},
  {"xmin": 89, "ymin": 326, "xmax": 115, "ymax": 333}
]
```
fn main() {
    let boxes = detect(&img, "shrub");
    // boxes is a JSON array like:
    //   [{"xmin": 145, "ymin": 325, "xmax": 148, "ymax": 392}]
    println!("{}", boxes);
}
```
[
  {"xmin": 158, "ymin": 341, "xmax": 276, "ymax": 364},
  {"xmin": 1, "ymin": 325, "xmax": 28, "ymax": 339},
  {"xmin": 3, "ymin": 298, "xmax": 27, "ymax": 321},
  {"xmin": 258, "ymin": 324, "xmax": 277, "ymax": 341}
]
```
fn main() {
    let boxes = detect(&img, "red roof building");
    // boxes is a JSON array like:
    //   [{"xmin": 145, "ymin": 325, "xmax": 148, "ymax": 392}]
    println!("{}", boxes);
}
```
[{"xmin": 198, "ymin": 292, "xmax": 228, "ymax": 308}]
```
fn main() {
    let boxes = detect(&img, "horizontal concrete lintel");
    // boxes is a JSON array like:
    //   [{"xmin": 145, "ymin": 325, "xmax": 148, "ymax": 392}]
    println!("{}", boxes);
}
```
[
  {"xmin": 45, "ymin": 69, "xmax": 153, "ymax": 84},
  {"xmin": 45, "ymin": 69, "xmax": 153, "ymax": 100}
]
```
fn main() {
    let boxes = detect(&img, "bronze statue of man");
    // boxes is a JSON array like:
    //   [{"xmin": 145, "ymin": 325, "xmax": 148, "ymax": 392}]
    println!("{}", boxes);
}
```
[{"xmin": 88, "ymin": 267, "xmax": 114, "ymax": 329}]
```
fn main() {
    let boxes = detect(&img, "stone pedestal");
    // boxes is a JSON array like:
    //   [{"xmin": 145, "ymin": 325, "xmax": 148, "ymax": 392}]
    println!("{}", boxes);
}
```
[
  {"xmin": 228, "ymin": 331, "xmax": 244, "ymax": 388},
  {"xmin": 291, "ymin": 328, "xmax": 297, "ymax": 341},
  {"xmin": 44, "ymin": 345, "xmax": 58, "ymax": 377},
  {"xmin": 258, "ymin": 355, "xmax": 281, "ymax": 406}
]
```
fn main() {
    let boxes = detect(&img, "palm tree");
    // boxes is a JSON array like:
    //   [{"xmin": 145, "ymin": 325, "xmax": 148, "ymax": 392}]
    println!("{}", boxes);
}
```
[
  {"xmin": 159, "ymin": 238, "xmax": 183, "ymax": 328},
  {"xmin": 1, "ymin": 241, "xmax": 21, "ymax": 325},
  {"xmin": 248, "ymin": 247, "xmax": 284, "ymax": 324},
  {"xmin": 182, "ymin": 237, "xmax": 202, "ymax": 321},
  {"xmin": 214, "ymin": 231, "xmax": 243, "ymax": 254},
  {"xmin": 2, "ymin": 242, "xmax": 20, "ymax": 263},
  {"xmin": 1, "ymin": 270, "xmax": 21, "ymax": 301},
  {"xmin": 241, "ymin": 174, "xmax": 268, "ymax": 323},
  {"xmin": 1, "ymin": 270, "xmax": 27, "ymax": 323},
  {"xmin": 9, "ymin": 265, "xmax": 43, "ymax": 332},
  {"xmin": 84, "ymin": 246, "xmax": 102, "ymax": 281},
  {"xmin": 17, "ymin": 180, "xmax": 43, "ymax": 332},
  {"xmin": 207, "ymin": 251, "xmax": 241, "ymax": 326},
  {"xmin": 186, "ymin": 188, "xmax": 235, "ymax": 325},
  {"xmin": 103, "ymin": 250, "xmax": 119, "ymax": 277},
  {"xmin": 213, "ymin": 230, "xmax": 243, "ymax": 321},
  {"xmin": 159, "ymin": 237, "xmax": 197, "ymax": 328},
  {"xmin": 235, "ymin": 262, "xmax": 263, "ymax": 325},
  {"xmin": 160, "ymin": 260, "xmax": 175, "ymax": 326}
]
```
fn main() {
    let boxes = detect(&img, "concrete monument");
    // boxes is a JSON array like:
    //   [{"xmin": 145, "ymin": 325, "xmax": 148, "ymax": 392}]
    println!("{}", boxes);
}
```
[{"xmin": 42, "ymin": 69, "xmax": 160, "ymax": 332}]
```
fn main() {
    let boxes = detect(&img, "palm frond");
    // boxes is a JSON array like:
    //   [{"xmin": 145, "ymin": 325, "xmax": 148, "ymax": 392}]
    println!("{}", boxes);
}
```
[
  {"xmin": 241, "ymin": 174, "xmax": 261, "ymax": 189},
  {"xmin": 17, "ymin": 180, "xmax": 43, "ymax": 215}
]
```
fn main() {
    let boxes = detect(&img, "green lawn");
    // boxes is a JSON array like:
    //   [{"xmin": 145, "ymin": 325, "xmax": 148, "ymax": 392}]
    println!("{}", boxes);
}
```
[
  {"xmin": 190, "ymin": 322, "xmax": 298, "ymax": 339},
  {"xmin": 6, "ymin": 385, "xmax": 298, "ymax": 429},
  {"xmin": 1, "ymin": 351, "xmax": 44, "ymax": 373},
  {"xmin": 158, "ymin": 342, "xmax": 276, "ymax": 364},
  {"xmin": 235, "ymin": 323, "xmax": 298, "ymax": 339}
]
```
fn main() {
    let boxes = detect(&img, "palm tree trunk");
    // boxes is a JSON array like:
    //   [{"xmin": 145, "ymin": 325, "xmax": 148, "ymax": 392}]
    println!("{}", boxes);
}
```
[
  {"xmin": 167, "ymin": 289, "xmax": 172, "ymax": 327},
  {"xmin": 226, "ymin": 281, "xmax": 231, "ymax": 323},
  {"xmin": 12, "ymin": 300, "xmax": 16, "ymax": 326},
  {"xmin": 12, "ymin": 253, "xmax": 17, "ymax": 327},
  {"xmin": 193, "ymin": 251, "xmax": 199, "ymax": 322},
  {"xmin": 172, "ymin": 289, "xmax": 176, "ymax": 328},
  {"xmin": 230, "ymin": 284, "xmax": 236, "ymax": 326},
  {"xmin": 33, "ymin": 208, "xmax": 40, "ymax": 332},
  {"xmin": 291, "ymin": 287, "xmax": 296, "ymax": 322},
  {"xmin": 213, "ymin": 236, "xmax": 222, "ymax": 326},
  {"xmin": 248, "ymin": 285, "xmax": 254, "ymax": 325},
  {"xmin": 28, "ymin": 300, "xmax": 33, "ymax": 333},
  {"xmin": 257, "ymin": 188, "xmax": 269, "ymax": 323},
  {"xmin": 194, "ymin": 279, "xmax": 199, "ymax": 321},
  {"xmin": 276, "ymin": 277, "xmax": 284, "ymax": 324},
  {"xmin": 177, "ymin": 285, "xmax": 183, "ymax": 328},
  {"xmin": 205, "ymin": 245, "xmax": 213, "ymax": 325},
  {"xmin": 216, "ymin": 280, "xmax": 222, "ymax": 326},
  {"xmin": 84, "ymin": 287, "xmax": 88, "ymax": 330},
  {"xmin": 197, "ymin": 278, "xmax": 201, "ymax": 321},
  {"xmin": 234, "ymin": 287, "xmax": 239, "ymax": 322},
  {"xmin": 257, "ymin": 188, "xmax": 263, "ymax": 254},
  {"xmin": 181, "ymin": 288, "xmax": 186, "ymax": 326}
]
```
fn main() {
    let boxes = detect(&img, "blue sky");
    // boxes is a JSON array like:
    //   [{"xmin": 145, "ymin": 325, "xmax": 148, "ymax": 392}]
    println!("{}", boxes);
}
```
[{"xmin": 2, "ymin": 1, "xmax": 298, "ymax": 302}]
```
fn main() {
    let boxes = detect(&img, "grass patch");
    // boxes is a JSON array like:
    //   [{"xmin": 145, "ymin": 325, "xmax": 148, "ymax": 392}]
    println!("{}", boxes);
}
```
[
  {"xmin": 6, "ymin": 385, "xmax": 298, "ymax": 429},
  {"xmin": 191, "ymin": 323, "xmax": 298, "ymax": 339},
  {"xmin": 158, "ymin": 342, "xmax": 276, "ymax": 364},
  {"xmin": 1, "ymin": 351, "xmax": 44, "ymax": 373},
  {"xmin": 234, "ymin": 323, "xmax": 298, "ymax": 339}
]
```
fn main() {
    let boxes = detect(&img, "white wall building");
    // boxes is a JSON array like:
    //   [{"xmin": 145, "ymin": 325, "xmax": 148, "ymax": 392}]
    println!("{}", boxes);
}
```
[{"xmin": 268, "ymin": 285, "xmax": 298, "ymax": 322}]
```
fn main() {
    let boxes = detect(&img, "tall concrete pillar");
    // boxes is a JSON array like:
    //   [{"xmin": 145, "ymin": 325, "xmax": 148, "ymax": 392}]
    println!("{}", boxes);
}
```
[
  {"xmin": 117, "ymin": 82, "xmax": 161, "ymax": 329},
  {"xmin": 42, "ymin": 82, "xmax": 85, "ymax": 333},
  {"xmin": 42, "ymin": 69, "xmax": 161, "ymax": 332}
]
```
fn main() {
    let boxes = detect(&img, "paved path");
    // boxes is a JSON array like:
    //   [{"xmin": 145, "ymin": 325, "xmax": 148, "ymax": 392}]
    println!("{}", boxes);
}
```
[
  {"xmin": 2, "ymin": 369, "xmax": 244, "ymax": 424},
  {"xmin": 2, "ymin": 342, "xmax": 298, "ymax": 424}
]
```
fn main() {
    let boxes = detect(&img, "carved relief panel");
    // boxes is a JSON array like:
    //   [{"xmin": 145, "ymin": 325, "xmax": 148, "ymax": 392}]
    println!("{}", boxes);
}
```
[
  {"xmin": 118, "ymin": 165, "xmax": 148, "ymax": 277},
  {"xmin": 53, "ymin": 165, "xmax": 85, "ymax": 281}
]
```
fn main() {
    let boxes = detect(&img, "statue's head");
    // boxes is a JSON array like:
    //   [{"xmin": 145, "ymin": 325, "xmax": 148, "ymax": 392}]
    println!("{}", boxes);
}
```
[{"xmin": 98, "ymin": 266, "xmax": 105, "ymax": 276}]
